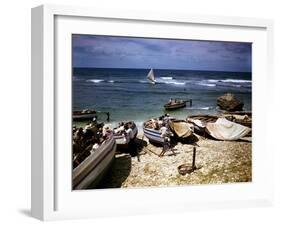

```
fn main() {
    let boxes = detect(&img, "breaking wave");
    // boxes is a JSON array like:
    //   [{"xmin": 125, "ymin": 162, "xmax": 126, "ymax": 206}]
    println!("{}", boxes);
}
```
[
  {"xmin": 87, "ymin": 79, "xmax": 104, "ymax": 83},
  {"xmin": 160, "ymin": 77, "xmax": 173, "ymax": 80},
  {"xmin": 197, "ymin": 82, "xmax": 216, "ymax": 87},
  {"xmin": 207, "ymin": 79, "xmax": 251, "ymax": 83},
  {"xmin": 84, "ymin": 77, "xmax": 251, "ymax": 88}
]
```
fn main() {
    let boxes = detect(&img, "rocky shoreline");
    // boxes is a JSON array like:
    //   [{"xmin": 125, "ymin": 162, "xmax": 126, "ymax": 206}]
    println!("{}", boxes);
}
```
[{"xmin": 98, "ymin": 133, "xmax": 252, "ymax": 188}]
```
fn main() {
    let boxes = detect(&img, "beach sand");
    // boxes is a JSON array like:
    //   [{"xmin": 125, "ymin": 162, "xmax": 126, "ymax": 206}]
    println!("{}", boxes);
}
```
[{"xmin": 98, "ymin": 133, "xmax": 252, "ymax": 188}]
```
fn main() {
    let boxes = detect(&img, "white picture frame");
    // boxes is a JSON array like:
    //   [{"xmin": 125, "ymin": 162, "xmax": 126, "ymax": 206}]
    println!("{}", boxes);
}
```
[{"xmin": 31, "ymin": 4, "xmax": 274, "ymax": 221}]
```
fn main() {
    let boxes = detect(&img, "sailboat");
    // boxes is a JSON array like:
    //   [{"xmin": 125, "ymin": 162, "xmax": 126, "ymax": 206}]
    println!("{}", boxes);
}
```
[{"xmin": 147, "ymin": 68, "xmax": 156, "ymax": 84}]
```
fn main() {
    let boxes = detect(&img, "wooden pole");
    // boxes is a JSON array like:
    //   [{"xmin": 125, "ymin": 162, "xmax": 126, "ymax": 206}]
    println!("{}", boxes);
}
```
[{"xmin": 192, "ymin": 146, "xmax": 196, "ymax": 170}]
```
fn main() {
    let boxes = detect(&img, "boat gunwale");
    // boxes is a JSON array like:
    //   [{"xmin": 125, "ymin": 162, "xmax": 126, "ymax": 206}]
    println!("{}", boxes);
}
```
[{"xmin": 72, "ymin": 134, "xmax": 116, "ymax": 189}]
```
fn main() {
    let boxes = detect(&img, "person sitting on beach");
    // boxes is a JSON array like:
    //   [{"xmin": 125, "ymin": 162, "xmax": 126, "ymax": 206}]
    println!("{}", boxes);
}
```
[
  {"xmin": 102, "ymin": 125, "xmax": 112, "ymax": 138},
  {"xmin": 150, "ymin": 118, "xmax": 157, "ymax": 129},
  {"xmin": 92, "ymin": 116, "xmax": 97, "ymax": 124},
  {"xmin": 72, "ymin": 126, "xmax": 77, "ymax": 134},
  {"xmin": 73, "ymin": 128, "xmax": 83, "ymax": 143},
  {"xmin": 114, "ymin": 122, "xmax": 125, "ymax": 134},
  {"xmin": 154, "ymin": 121, "xmax": 160, "ymax": 130}
]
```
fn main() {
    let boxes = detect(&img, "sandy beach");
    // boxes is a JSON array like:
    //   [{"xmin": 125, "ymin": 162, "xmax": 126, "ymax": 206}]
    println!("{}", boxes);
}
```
[{"xmin": 98, "ymin": 131, "xmax": 252, "ymax": 188}]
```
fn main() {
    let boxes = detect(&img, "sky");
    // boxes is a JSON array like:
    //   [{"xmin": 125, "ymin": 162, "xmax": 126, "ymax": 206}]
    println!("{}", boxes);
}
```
[{"xmin": 72, "ymin": 34, "xmax": 252, "ymax": 72}]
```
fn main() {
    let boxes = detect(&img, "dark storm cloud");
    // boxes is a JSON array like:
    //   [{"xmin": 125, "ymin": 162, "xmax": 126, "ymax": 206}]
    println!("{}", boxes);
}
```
[{"xmin": 72, "ymin": 34, "xmax": 252, "ymax": 72}]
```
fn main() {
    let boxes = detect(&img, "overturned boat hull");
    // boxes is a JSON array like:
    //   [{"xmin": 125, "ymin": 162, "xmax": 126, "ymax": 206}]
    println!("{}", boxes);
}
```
[
  {"xmin": 187, "ymin": 115, "xmax": 251, "ymax": 141},
  {"xmin": 72, "ymin": 135, "xmax": 116, "ymax": 189},
  {"xmin": 206, "ymin": 118, "xmax": 251, "ymax": 141}
]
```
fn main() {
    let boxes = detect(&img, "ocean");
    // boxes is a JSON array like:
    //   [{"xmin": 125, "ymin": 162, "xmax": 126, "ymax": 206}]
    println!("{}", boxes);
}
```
[{"xmin": 73, "ymin": 68, "xmax": 252, "ymax": 127}]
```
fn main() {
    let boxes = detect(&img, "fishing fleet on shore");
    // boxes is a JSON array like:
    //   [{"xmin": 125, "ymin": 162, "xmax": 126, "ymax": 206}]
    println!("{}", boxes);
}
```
[{"xmin": 72, "ymin": 88, "xmax": 252, "ymax": 189}]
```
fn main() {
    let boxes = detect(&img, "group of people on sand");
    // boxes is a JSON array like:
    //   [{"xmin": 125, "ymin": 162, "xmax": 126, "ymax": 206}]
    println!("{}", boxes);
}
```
[
  {"xmin": 72, "ymin": 116, "xmax": 113, "ymax": 168},
  {"xmin": 114, "ymin": 121, "xmax": 136, "ymax": 142}
]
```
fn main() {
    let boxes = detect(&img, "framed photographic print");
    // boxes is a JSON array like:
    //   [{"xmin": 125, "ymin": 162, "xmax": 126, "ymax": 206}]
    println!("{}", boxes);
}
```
[{"xmin": 31, "ymin": 4, "xmax": 274, "ymax": 221}]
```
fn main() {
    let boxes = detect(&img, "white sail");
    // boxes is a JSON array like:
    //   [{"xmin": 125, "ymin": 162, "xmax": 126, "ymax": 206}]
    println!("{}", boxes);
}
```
[{"xmin": 147, "ymin": 69, "xmax": 156, "ymax": 84}]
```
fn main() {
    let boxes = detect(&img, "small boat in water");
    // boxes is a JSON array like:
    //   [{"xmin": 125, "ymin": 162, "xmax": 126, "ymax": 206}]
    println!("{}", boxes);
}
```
[
  {"xmin": 147, "ymin": 68, "xmax": 156, "ymax": 84},
  {"xmin": 72, "ymin": 134, "xmax": 116, "ymax": 189},
  {"xmin": 73, "ymin": 109, "xmax": 96, "ymax": 121},
  {"xmin": 164, "ymin": 99, "xmax": 192, "ymax": 110},
  {"xmin": 113, "ymin": 121, "xmax": 138, "ymax": 149}
]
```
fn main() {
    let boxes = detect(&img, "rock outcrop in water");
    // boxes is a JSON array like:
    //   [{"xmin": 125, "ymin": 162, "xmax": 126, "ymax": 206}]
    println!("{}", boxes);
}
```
[{"xmin": 217, "ymin": 93, "xmax": 244, "ymax": 111}]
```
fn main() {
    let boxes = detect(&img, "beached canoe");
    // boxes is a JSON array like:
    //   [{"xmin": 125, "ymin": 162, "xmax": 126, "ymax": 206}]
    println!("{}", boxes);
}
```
[
  {"xmin": 187, "ymin": 115, "xmax": 218, "ymax": 134},
  {"xmin": 168, "ymin": 120, "xmax": 194, "ymax": 138},
  {"xmin": 143, "ymin": 125, "xmax": 165, "ymax": 145},
  {"xmin": 187, "ymin": 115, "xmax": 251, "ymax": 140},
  {"xmin": 221, "ymin": 113, "xmax": 252, "ymax": 128},
  {"xmin": 73, "ymin": 109, "xmax": 96, "ymax": 121},
  {"xmin": 113, "ymin": 122, "xmax": 138, "ymax": 148},
  {"xmin": 72, "ymin": 134, "xmax": 116, "ymax": 189},
  {"xmin": 205, "ymin": 118, "xmax": 251, "ymax": 141},
  {"xmin": 143, "ymin": 118, "xmax": 193, "ymax": 144}
]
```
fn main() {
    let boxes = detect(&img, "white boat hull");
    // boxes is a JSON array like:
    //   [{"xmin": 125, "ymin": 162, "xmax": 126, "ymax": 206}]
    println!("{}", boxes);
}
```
[
  {"xmin": 143, "ymin": 127, "xmax": 165, "ymax": 144},
  {"xmin": 73, "ymin": 135, "xmax": 116, "ymax": 189}
]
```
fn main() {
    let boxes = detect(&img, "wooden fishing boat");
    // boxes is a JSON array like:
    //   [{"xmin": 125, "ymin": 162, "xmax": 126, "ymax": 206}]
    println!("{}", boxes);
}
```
[
  {"xmin": 187, "ymin": 115, "xmax": 218, "ymax": 134},
  {"xmin": 164, "ymin": 100, "xmax": 186, "ymax": 110},
  {"xmin": 113, "ymin": 122, "xmax": 138, "ymax": 149},
  {"xmin": 217, "ymin": 109, "xmax": 252, "ymax": 116},
  {"xmin": 164, "ymin": 99, "xmax": 192, "ymax": 110},
  {"xmin": 143, "ymin": 118, "xmax": 193, "ymax": 145},
  {"xmin": 205, "ymin": 118, "xmax": 251, "ymax": 141},
  {"xmin": 73, "ymin": 109, "xmax": 96, "ymax": 121},
  {"xmin": 219, "ymin": 112, "xmax": 252, "ymax": 128},
  {"xmin": 187, "ymin": 115, "xmax": 251, "ymax": 140},
  {"xmin": 143, "ymin": 124, "xmax": 165, "ymax": 145},
  {"xmin": 143, "ymin": 119, "xmax": 166, "ymax": 144},
  {"xmin": 72, "ymin": 134, "xmax": 116, "ymax": 189},
  {"xmin": 168, "ymin": 119, "xmax": 194, "ymax": 138}
]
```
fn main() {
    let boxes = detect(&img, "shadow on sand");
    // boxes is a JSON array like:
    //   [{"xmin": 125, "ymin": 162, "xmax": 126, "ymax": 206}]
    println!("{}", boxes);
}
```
[
  {"xmin": 97, "ymin": 153, "xmax": 132, "ymax": 188},
  {"xmin": 177, "ymin": 134, "xmax": 199, "ymax": 145},
  {"xmin": 97, "ymin": 137, "xmax": 148, "ymax": 188}
]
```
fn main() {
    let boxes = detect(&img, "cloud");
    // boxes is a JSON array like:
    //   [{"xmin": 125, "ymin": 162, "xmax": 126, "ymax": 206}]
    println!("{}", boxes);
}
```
[{"xmin": 72, "ymin": 35, "xmax": 252, "ymax": 72}]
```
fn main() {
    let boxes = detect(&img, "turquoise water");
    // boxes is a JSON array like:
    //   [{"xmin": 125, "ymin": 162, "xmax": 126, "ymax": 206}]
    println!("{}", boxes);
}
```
[{"xmin": 73, "ymin": 68, "xmax": 251, "ymax": 126}]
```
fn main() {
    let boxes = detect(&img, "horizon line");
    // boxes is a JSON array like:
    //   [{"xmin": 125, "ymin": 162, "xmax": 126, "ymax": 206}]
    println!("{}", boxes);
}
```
[{"xmin": 72, "ymin": 66, "xmax": 251, "ymax": 73}]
